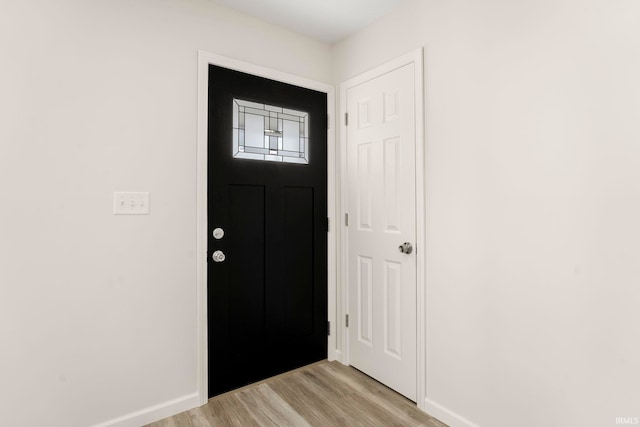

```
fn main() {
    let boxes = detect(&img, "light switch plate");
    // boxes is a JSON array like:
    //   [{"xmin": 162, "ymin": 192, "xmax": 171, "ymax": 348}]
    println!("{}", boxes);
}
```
[{"xmin": 113, "ymin": 192, "xmax": 150, "ymax": 215}]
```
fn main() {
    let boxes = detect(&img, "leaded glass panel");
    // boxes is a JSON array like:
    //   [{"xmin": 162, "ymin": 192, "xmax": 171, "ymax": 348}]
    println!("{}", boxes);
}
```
[{"xmin": 232, "ymin": 98, "xmax": 309, "ymax": 164}]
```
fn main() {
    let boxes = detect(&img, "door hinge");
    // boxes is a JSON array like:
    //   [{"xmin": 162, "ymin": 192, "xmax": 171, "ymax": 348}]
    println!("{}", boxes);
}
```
[
  {"xmin": 327, "ymin": 114, "xmax": 331, "ymax": 129},
  {"xmin": 327, "ymin": 217, "xmax": 330, "ymax": 232},
  {"xmin": 345, "ymin": 112, "xmax": 349, "ymax": 126},
  {"xmin": 346, "ymin": 314, "xmax": 349, "ymax": 327},
  {"xmin": 327, "ymin": 321, "xmax": 331, "ymax": 336},
  {"xmin": 345, "ymin": 213, "xmax": 349, "ymax": 227}
]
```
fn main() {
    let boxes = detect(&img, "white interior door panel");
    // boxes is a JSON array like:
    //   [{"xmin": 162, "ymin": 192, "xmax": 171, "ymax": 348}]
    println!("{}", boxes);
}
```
[{"xmin": 347, "ymin": 63, "xmax": 417, "ymax": 401}]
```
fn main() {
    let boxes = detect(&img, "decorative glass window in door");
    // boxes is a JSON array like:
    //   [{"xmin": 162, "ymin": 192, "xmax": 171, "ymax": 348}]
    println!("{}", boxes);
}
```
[{"xmin": 232, "ymin": 98, "xmax": 309, "ymax": 164}]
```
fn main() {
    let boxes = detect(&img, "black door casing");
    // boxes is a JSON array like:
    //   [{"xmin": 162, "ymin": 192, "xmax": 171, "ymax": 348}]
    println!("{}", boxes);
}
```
[{"xmin": 207, "ymin": 65, "xmax": 328, "ymax": 397}]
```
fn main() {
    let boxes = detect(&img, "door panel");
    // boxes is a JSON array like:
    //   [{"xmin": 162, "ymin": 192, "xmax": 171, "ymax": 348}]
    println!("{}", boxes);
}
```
[
  {"xmin": 347, "ymin": 63, "xmax": 417, "ymax": 401},
  {"xmin": 228, "ymin": 184, "xmax": 265, "ymax": 347},
  {"xmin": 282, "ymin": 186, "xmax": 314, "ymax": 336},
  {"xmin": 208, "ymin": 65, "xmax": 327, "ymax": 397}
]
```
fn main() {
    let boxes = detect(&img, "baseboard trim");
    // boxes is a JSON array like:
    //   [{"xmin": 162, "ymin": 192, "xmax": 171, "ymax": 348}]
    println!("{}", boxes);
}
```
[
  {"xmin": 424, "ymin": 398, "xmax": 480, "ymax": 427},
  {"xmin": 91, "ymin": 393, "xmax": 199, "ymax": 427}
]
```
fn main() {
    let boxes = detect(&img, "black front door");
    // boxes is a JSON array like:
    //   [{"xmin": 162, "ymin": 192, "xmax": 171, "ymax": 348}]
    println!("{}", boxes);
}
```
[{"xmin": 207, "ymin": 65, "xmax": 328, "ymax": 397}]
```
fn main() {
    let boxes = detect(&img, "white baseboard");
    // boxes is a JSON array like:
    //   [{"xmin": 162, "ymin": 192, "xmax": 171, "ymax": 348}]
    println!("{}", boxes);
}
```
[
  {"xmin": 424, "ymin": 398, "xmax": 480, "ymax": 427},
  {"xmin": 91, "ymin": 393, "xmax": 200, "ymax": 427}
]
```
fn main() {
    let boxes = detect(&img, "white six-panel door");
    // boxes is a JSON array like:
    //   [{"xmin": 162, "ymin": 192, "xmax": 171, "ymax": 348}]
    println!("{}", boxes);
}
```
[{"xmin": 346, "ymin": 63, "xmax": 417, "ymax": 401}]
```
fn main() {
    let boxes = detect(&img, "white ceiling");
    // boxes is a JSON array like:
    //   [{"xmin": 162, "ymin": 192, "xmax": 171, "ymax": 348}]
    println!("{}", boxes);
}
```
[{"xmin": 210, "ymin": 0, "xmax": 410, "ymax": 43}]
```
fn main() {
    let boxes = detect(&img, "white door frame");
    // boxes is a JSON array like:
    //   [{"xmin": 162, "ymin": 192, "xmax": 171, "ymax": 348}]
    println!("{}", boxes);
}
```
[
  {"xmin": 339, "ymin": 48, "xmax": 426, "ymax": 410},
  {"xmin": 196, "ymin": 51, "xmax": 337, "ymax": 405}
]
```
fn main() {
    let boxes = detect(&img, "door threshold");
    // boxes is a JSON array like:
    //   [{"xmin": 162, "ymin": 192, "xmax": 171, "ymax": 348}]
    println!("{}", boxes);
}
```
[{"xmin": 207, "ymin": 359, "xmax": 328, "ymax": 403}]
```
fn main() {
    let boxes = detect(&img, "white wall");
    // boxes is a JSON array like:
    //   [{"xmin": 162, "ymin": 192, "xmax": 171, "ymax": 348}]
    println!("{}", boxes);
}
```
[
  {"xmin": 333, "ymin": 1, "xmax": 640, "ymax": 426},
  {"xmin": 0, "ymin": 1, "xmax": 331, "ymax": 426}
]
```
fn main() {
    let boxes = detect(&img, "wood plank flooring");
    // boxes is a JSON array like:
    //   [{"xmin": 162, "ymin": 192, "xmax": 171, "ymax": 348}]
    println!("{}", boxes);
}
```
[{"xmin": 146, "ymin": 361, "xmax": 448, "ymax": 427}]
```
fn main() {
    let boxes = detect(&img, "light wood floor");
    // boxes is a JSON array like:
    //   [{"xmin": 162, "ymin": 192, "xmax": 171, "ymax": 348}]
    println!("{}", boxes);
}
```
[{"xmin": 147, "ymin": 361, "xmax": 448, "ymax": 427}]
